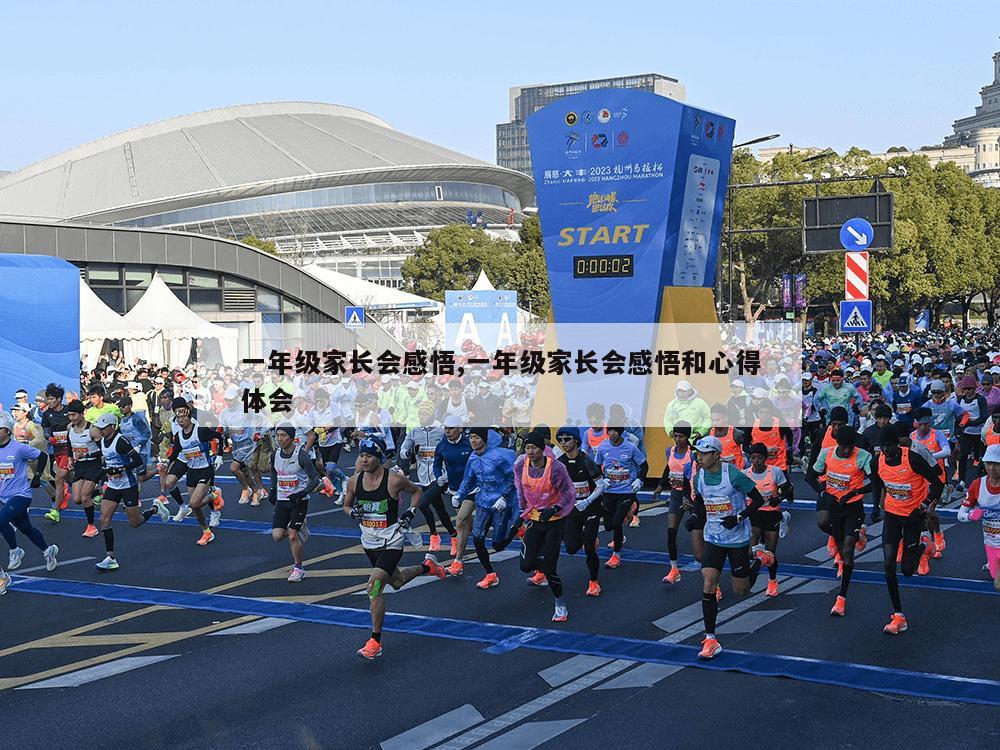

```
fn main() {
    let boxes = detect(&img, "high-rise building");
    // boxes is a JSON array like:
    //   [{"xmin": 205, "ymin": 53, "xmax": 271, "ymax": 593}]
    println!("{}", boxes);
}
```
[{"xmin": 496, "ymin": 74, "xmax": 685, "ymax": 178}]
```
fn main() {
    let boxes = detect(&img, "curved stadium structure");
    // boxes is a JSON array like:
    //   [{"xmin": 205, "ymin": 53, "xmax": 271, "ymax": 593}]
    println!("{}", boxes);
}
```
[{"xmin": 0, "ymin": 102, "xmax": 535, "ymax": 287}]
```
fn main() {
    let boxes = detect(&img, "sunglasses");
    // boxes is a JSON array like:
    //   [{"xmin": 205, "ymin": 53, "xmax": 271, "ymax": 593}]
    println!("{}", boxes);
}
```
[{"xmin": 556, "ymin": 435, "xmax": 574, "ymax": 442}]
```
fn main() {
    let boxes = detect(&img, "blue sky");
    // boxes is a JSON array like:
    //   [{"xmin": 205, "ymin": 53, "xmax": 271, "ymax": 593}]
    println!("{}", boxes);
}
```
[{"xmin": 1, "ymin": 1, "xmax": 996, "ymax": 171}]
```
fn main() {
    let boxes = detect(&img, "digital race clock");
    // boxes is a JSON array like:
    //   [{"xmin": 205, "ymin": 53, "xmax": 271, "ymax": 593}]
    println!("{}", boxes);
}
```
[{"xmin": 572, "ymin": 254, "xmax": 634, "ymax": 279}]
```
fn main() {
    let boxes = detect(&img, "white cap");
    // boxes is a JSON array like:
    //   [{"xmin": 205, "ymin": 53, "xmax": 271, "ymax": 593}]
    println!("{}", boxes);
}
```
[
  {"xmin": 442, "ymin": 415, "xmax": 462, "ymax": 428},
  {"xmin": 93, "ymin": 412, "xmax": 118, "ymax": 429},
  {"xmin": 224, "ymin": 386, "xmax": 240, "ymax": 400},
  {"xmin": 380, "ymin": 375, "xmax": 391, "ymax": 383},
  {"xmin": 752, "ymin": 387, "xmax": 769, "ymax": 399},
  {"xmin": 676, "ymin": 380, "xmax": 693, "ymax": 391},
  {"xmin": 0, "ymin": 412, "xmax": 13, "ymax": 431},
  {"xmin": 128, "ymin": 381, "xmax": 141, "ymax": 390},
  {"xmin": 731, "ymin": 379, "xmax": 745, "ymax": 388},
  {"xmin": 694, "ymin": 436, "xmax": 723, "ymax": 453},
  {"xmin": 984, "ymin": 444, "xmax": 1000, "ymax": 464},
  {"xmin": 154, "ymin": 376, "xmax": 165, "ymax": 384},
  {"xmin": 802, "ymin": 372, "xmax": 813, "ymax": 381},
  {"xmin": 990, "ymin": 366, "xmax": 1000, "ymax": 375},
  {"xmin": 406, "ymin": 381, "xmax": 420, "ymax": 390},
  {"xmin": 892, "ymin": 359, "xmax": 904, "ymax": 367}
]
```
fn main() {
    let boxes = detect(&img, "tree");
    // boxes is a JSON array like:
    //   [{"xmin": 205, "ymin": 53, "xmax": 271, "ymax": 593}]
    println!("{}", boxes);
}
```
[{"xmin": 234, "ymin": 235, "xmax": 278, "ymax": 256}]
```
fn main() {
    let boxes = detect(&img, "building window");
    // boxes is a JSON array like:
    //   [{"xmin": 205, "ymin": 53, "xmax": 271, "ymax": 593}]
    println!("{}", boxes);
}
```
[
  {"xmin": 435, "ymin": 185, "xmax": 444, "ymax": 201},
  {"xmin": 89, "ymin": 266, "xmax": 122, "ymax": 284}
]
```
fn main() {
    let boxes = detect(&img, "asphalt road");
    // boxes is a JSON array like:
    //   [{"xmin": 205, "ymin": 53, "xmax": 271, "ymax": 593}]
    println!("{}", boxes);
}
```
[{"xmin": 3, "ymin": 468, "xmax": 998, "ymax": 750}]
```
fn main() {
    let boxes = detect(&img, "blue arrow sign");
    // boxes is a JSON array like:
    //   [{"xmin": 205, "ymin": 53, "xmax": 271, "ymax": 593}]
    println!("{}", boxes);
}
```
[
  {"xmin": 840, "ymin": 299, "xmax": 872, "ymax": 333},
  {"xmin": 840, "ymin": 217, "xmax": 874, "ymax": 250},
  {"xmin": 344, "ymin": 306, "xmax": 365, "ymax": 329}
]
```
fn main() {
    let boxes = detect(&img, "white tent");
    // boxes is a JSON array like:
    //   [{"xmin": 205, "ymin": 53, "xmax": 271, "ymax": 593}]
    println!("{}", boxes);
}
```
[
  {"xmin": 123, "ymin": 274, "xmax": 238, "ymax": 368},
  {"xmin": 79, "ymin": 278, "xmax": 162, "ymax": 368}
]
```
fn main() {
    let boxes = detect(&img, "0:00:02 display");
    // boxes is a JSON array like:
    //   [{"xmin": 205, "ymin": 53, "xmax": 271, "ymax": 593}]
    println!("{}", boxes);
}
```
[{"xmin": 572, "ymin": 254, "xmax": 634, "ymax": 278}]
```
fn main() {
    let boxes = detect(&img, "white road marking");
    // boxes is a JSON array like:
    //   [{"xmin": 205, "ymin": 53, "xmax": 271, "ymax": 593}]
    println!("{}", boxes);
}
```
[
  {"xmin": 209, "ymin": 617, "xmax": 294, "ymax": 636},
  {"xmin": 17, "ymin": 655, "xmax": 180, "ymax": 689},
  {"xmin": 14, "ymin": 556, "xmax": 94, "ymax": 574},
  {"xmin": 473, "ymin": 719, "xmax": 586, "ymax": 750},
  {"xmin": 381, "ymin": 704, "xmax": 485, "ymax": 750}
]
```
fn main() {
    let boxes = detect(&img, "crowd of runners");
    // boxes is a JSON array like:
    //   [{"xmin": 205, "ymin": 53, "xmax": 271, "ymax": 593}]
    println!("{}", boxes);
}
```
[{"xmin": 1, "ymin": 329, "xmax": 999, "ymax": 662}]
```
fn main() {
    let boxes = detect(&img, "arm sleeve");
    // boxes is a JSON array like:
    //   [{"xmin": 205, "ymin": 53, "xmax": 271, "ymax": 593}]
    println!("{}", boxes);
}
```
[
  {"xmin": 298, "ymin": 450, "xmax": 321, "ymax": 496},
  {"xmin": 550, "ymin": 459, "xmax": 577, "ymax": 514},
  {"xmin": 512, "ymin": 455, "xmax": 525, "ymax": 507},
  {"xmin": 116, "ymin": 437, "xmax": 145, "ymax": 471}
]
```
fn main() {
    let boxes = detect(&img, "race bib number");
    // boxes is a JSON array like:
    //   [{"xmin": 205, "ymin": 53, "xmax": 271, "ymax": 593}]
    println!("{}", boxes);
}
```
[
  {"xmin": 606, "ymin": 468, "xmax": 629, "ymax": 483},
  {"xmin": 897, "ymin": 403, "xmax": 911, "ymax": 414},
  {"xmin": 0, "ymin": 462, "xmax": 13, "ymax": 478},
  {"xmin": 669, "ymin": 471, "xmax": 685, "ymax": 490},
  {"xmin": 182, "ymin": 448, "xmax": 203, "ymax": 462},
  {"xmin": 826, "ymin": 471, "xmax": 850, "ymax": 492},
  {"xmin": 72, "ymin": 445, "xmax": 92, "ymax": 459},
  {"xmin": 53, "ymin": 431, "xmax": 69, "ymax": 444},
  {"xmin": 277, "ymin": 478, "xmax": 298, "ymax": 492},
  {"xmin": 704, "ymin": 500, "xmax": 733, "ymax": 516},
  {"xmin": 884, "ymin": 481, "xmax": 912, "ymax": 500},
  {"xmin": 418, "ymin": 448, "xmax": 435, "ymax": 460}
]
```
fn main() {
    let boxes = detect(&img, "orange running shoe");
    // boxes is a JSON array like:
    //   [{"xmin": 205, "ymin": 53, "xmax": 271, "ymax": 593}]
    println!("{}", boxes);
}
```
[
  {"xmin": 82, "ymin": 524, "xmax": 99, "ymax": 538},
  {"xmin": 197, "ymin": 529, "xmax": 215, "ymax": 546},
  {"xmin": 428, "ymin": 534, "xmax": 442, "ymax": 552},
  {"xmin": 450, "ymin": 535, "xmax": 459, "ymax": 557},
  {"xmin": 917, "ymin": 546, "xmax": 931, "ymax": 576},
  {"xmin": 896, "ymin": 542, "xmax": 903, "ymax": 563},
  {"xmin": 698, "ymin": 637, "xmax": 722, "ymax": 659},
  {"xmin": 527, "ymin": 571, "xmax": 548, "ymax": 586},
  {"xmin": 883, "ymin": 613, "xmax": 908, "ymax": 634},
  {"xmin": 716, "ymin": 586, "xmax": 723, "ymax": 602},
  {"xmin": 754, "ymin": 547, "xmax": 775, "ymax": 568},
  {"xmin": 357, "ymin": 638, "xmax": 382, "ymax": 659},
  {"xmin": 830, "ymin": 595, "xmax": 846, "ymax": 617},
  {"xmin": 476, "ymin": 572, "xmax": 499, "ymax": 589},
  {"xmin": 586, "ymin": 580, "xmax": 601, "ymax": 597},
  {"xmin": 826, "ymin": 536, "xmax": 837, "ymax": 556},
  {"xmin": 211, "ymin": 488, "xmax": 224, "ymax": 511},
  {"xmin": 605, "ymin": 553, "xmax": 621, "ymax": 569},
  {"xmin": 516, "ymin": 525, "xmax": 526, "ymax": 540},
  {"xmin": 320, "ymin": 477, "xmax": 335, "ymax": 497},
  {"xmin": 766, "ymin": 579, "xmax": 779, "ymax": 597},
  {"xmin": 238, "ymin": 489, "xmax": 251, "ymax": 504},
  {"xmin": 933, "ymin": 532, "xmax": 945, "ymax": 556},
  {"xmin": 836, "ymin": 561, "xmax": 843, "ymax": 579},
  {"xmin": 855, "ymin": 525, "xmax": 868, "ymax": 552},
  {"xmin": 422, "ymin": 554, "xmax": 446, "ymax": 580},
  {"xmin": 447, "ymin": 559, "xmax": 464, "ymax": 577},
  {"xmin": 663, "ymin": 567, "xmax": 681, "ymax": 584}
]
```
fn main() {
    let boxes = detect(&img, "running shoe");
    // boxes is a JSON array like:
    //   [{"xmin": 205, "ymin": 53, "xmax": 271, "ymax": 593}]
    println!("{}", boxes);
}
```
[
  {"xmin": 287, "ymin": 566, "xmax": 305, "ymax": 582},
  {"xmin": 450, "ymin": 535, "xmax": 459, "ymax": 557},
  {"xmin": 527, "ymin": 571, "xmax": 548, "ymax": 586},
  {"xmin": 43, "ymin": 544, "xmax": 58, "ymax": 572},
  {"xmin": 663, "ymin": 567, "xmax": 681, "ymax": 584},
  {"xmin": 238, "ymin": 489, "xmax": 251, "ymax": 505},
  {"xmin": 0, "ymin": 570, "xmax": 9, "ymax": 596},
  {"xmin": 405, "ymin": 529, "xmax": 423, "ymax": 548},
  {"xmin": 298, "ymin": 521, "xmax": 310, "ymax": 546},
  {"xmin": 716, "ymin": 586, "xmax": 723, "ymax": 602},
  {"xmin": 778, "ymin": 510, "xmax": 791, "ymax": 539},
  {"xmin": 152, "ymin": 498, "xmax": 170, "ymax": 522},
  {"xmin": 586, "ymin": 580, "xmax": 601, "ymax": 597},
  {"xmin": 208, "ymin": 510, "xmax": 222, "ymax": 528},
  {"xmin": 883, "ymin": 613, "xmax": 908, "ymax": 634},
  {"xmin": 423, "ymin": 554, "xmax": 446, "ymax": 580},
  {"xmin": 856, "ymin": 525, "xmax": 868, "ymax": 552},
  {"xmin": 93, "ymin": 489, "xmax": 103, "ymax": 505},
  {"xmin": 629, "ymin": 514, "xmax": 640, "ymax": 528},
  {"xmin": 196, "ymin": 530, "xmax": 215, "ymax": 546},
  {"xmin": 173, "ymin": 505, "xmax": 193, "ymax": 523},
  {"xmin": 933, "ymin": 532, "xmax": 946, "ymax": 558},
  {"xmin": 917, "ymin": 538, "xmax": 931, "ymax": 576},
  {"xmin": 319, "ymin": 477, "xmax": 335, "ymax": 497},
  {"xmin": 95, "ymin": 555, "xmax": 119, "ymax": 571},
  {"xmin": 8, "ymin": 547, "xmax": 24, "ymax": 571},
  {"xmin": 82, "ymin": 524, "xmax": 99, "ymax": 538},
  {"xmin": 357, "ymin": 638, "xmax": 382, "ymax": 659},
  {"xmin": 551, "ymin": 603, "xmax": 568, "ymax": 622},
  {"xmin": 258, "ymin": 488, "xmax": 269, "ymax": 503},
  {"xmin": 211, "ymin": 488, "xmax": 224, "ymax": 511},
  {"xmin": 44, "ymin": 508, "xmax": 60, "ymax": 523},
  {"xmin": 476, "ymin": 572, "xmax": 499, "ymax": 589},
  {"xmin": 830, "ymin": 595, "xmax": 846, "ymax": 617},
  {"xmin": 698, "ymin": 637, "xmax": 722, "ymax": 659},
  {"xmin": 250, "ymin": 489, "xmax": 261, "ymax": 506},
  {"xmin": 334, "ymin": 496, "xmax": 344, "ymax": 506},
  {"xmin": 953, "ymin": 481, "xmax": 967, "ymax": 498},
  {"xmin": 753, "ymin": 546, "xmax": 775, "ymax": 568},
  {"xmin": 428, "ymin": 534, "xmax": 442, "ymax": 552},
  {"xmin": 447, "ymin": 559, "xmax": 464, "ymax": 577},
  {"xmin": 605, "ymin": 553, "xmax": 621, "ymax": 569},
  {"xmin": 516, "ymin": 525, "xmax": 526, "ymax": 540},
  {"xmin": 766, "ymin": 579, "xmax": 779, "ymax": 597}
]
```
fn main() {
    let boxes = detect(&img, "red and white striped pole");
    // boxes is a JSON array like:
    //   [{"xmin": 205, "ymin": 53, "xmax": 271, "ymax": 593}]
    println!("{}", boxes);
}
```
[{"xmin": 845, "ymin": 252, "xmax": 869, "ymax": 300}]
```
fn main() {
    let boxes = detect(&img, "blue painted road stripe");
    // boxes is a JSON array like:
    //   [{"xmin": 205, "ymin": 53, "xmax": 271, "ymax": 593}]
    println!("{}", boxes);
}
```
[{"xmin": 9, "ymin": 575, "xmax": 1000, "ymax": 706}]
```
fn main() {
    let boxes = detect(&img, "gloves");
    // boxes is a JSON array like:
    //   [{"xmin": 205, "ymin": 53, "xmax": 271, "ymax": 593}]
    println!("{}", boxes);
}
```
[
  {"xmin": 452, "ymin": 494, "xmax": 461, "ymax": 509},
  {"xmin": 287, "ymin": 490, "xmax": 307, "ymax": 503},
  {"xmin": 957, "ymin": 504, "xmax": 971, "ymax": 522},
  {"xmin": 399, "ymin": 507, "xmax": 416, "ymax": 530},
  {"xmin": 349, "ymin": 504, "xmax": 364, "ymax": 521},
  {"xmin": 538, "ymin": 506, "xmax": 557, "ymax": 522},
  {"xmin": 213, "ymin": 455, "xmax": 223, "ymax": 470},
  {"xmin": 574, "ymin": 497, "xmax": 590, "ymax": 512},
  {"xmin": 492, "ymin": 497, "xmax": 507, "ymax": 512},
  {"xmin": 630, "ymin": 478, "xmax": 643, "ymax": 493},
  {"xmin": 437, "ymin": 473, "xmax": 448, "ymax": 487},
  {"xmin": 768, "ymin": 494, "xmax": 781, "ymax": 507},
  {"xmin": 970, "ymin": 507, "xmax": 984, "ymax": 522},
  {"xmin": 720, "ymin": 515, "xmax": 740, "ymax": 529}
]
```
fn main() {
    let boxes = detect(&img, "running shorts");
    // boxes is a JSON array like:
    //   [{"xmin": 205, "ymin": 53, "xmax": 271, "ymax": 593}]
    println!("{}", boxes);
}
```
[
  {"xmin": 828, "ymin": 501, "xmax": 864, "ymax": 541},
  {"xmin": 73, "ymin": 459, "xmax": 103, "ymax": 484},
  {"xmin": 702, "ymin": 541, "xmax": 751, "ymax": 577},
  {"xmin": 185, "ymin": 466, "xmax": 214, "ymax": 488},
  {"xmin": 365, "ymin": 547, "xmax": 404, "ymax": 575},
  {"xmin": 103, "ymin": 486, "xmax": 140, "ymax": 508},
  {"xmin": 749, "ymin": 509, "xmax": 781, "ymax": 533},
  {"xmin": 272, "ymin": 499, "xmax": 309, "ymax": 531}
]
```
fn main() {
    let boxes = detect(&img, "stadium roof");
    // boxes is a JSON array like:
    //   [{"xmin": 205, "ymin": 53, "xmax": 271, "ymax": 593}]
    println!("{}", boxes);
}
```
[{"xmin": 0, "ymin": 102, "xmax": 533, "ymax": 223}]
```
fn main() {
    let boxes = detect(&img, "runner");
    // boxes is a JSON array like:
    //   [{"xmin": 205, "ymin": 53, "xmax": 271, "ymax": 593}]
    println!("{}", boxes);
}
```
[
  {"xmin": 312, "ymin": 387, "xmax": 347, "ymax": 501},
  {"xmin": 811, "ymin": 426, "xmax": 872, "ymax": 615},
  {"xmin": 117, "ymin": 395, "xmax": 154, "ymax": 481},
  {"xmin": 745, "ymin": 441, "xmax": 794, "ymax": 596},
  {"xmin": 40, "ymin": 383, "xmax": 72, "ymax": 522},
  {"xmin": 909, "ymin": 407, "xmax": 951, "ymax": 557},
  {"xmin": 653, "ymin": 422, "xmax": 697, "ymax": 584},
  {"xmin": 435, "ymin": 415, "xmax": 475, "ymax": 576},
  {"xmin": 343, "ymin": 436, "xmax": 445, "ymax": 659},
  {"xmin": 582, "ymin": 402, "xmax": 609, "ymax": 457},
  {"xmin": 709, "ymin": 405, "xmax": 746, "ymax": 469},
  {"xmin": 66, "ymin": 400, "xmax": 102, "ymax": 537},
  {"xmin": 270, "ymin": 423, "xmax": 320, "ymax": 581},
  {"xmin": 163, "ymin": 398, "xmax": 222, "ymax": 544},
  {"xmin": 0, "ymin": 412, "xmax": 59, "ymax": 577},
  {"xmin": 690, "ymin": 436, "xmax": 770, "ymax": 659},
  {"xmin": 954, "ymin": 375, "xmax": 988, "ymax": 496},
  {"xmin": 873, "ymin": 424, "xmax": 944, "ymax": 634},
  {"xmin": 84, "ymin": 383, "xmax": 122, "ymax": 425},
  {"xmin": 555, "ymin": 425, "xmax": 607, "ymax": 596},
  {"xmin": 92, "ymin": 412, "xmax": 170, "ymax": 571},
  {"xmin": 400, "ymin": 402, "xmax": 457, "ymax": 552},
  {"xmin": 594, "ymin": 425, "xmax": 647, "ymax": 569},
  {"xmin": 11, "ymin": 403, "xmax": 59, "ymax": 521},
  {"xmin": 957, "ymin": 443, "xmax": 1000, "ymax": 591},
  {"xmin": 219, "ymin": 386, "xmax": 261, "ymax": 504},
  {"xmin": 451, "ymin": 427, "xmax": 517, "ymax": 589},
  {"xmin": 513, "ymin": 429, "xmax": 576, "ymax": 621}
]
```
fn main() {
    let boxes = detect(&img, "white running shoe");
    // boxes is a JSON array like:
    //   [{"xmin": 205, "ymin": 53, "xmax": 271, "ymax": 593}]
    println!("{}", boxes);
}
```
[
  {"xmin": 287, "ymin": 566, "xmax": 305, "ymax": 582},
  {"xmin": 43, "ymin": 544, "xmax": 59, "ymax": 572},
  {"xmin": 208, "ymin": 509, "xmax": 222, "ymax": 528},
  {"xmin": 406, "ymin": 529, "xmax": 423, "ymax": 548},
  {"xmin": 552, "ymin": 603, "xmax": 569, "ymax": 622},
  {"xmin": 334, "ymin": 496, "xmax": 344, "ymax": 506},
  {"xmin": 0, "ymin": 570, "xmax": 9, "ymax": 595},
  {"xmin": 95, "ymin": 555, "xmax": 119, "ymax": 571},
  {"xmin": 173, "ymin": 504, "xmax": 193, "ymax": 522},
  {"xmin": 298, "ymin": 521, "xmax": 310, "ymax": 545},
  {"xmin": 779, "ymin": 510, "xmax": 791, "ymax": 539},
  {"xmin": 8, "ymin": 547, "xmax": 25, "ymax": 571},
  {"xmin": 152, "ymin": 498, "xmax": 171, "ymax": 522}
]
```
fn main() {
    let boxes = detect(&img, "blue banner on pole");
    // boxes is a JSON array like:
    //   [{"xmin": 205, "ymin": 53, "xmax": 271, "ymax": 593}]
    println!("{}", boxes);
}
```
[{"xmin": 445, "ymin": 290, "xmax": 518, "ymax": 352}]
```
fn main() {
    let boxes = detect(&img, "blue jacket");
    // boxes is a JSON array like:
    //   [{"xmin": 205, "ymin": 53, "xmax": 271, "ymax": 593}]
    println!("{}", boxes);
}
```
[
  {"xmin": 434, "ymin": 432, "xmax": 474, "ymax": 493},
  {"xmin": 455, "ymin": 430, "xmax": 515, "ymax": 509},
  {"xmin": 120, "ymin": 410, "xmax": 152, "ymax": 457}
]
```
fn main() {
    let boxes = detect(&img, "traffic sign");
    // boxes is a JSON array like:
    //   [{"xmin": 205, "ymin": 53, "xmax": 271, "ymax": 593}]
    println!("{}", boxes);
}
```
[
  {"xmin": 839, "ymin": 299, "xmax": 872, "ymax": 333},
  {"xmin": 845, "ymin": 251, "xmax": 869, "ymax": 300},
  {"xmin": 802, "ymin": 189, "xmax": 893, "ymax": 253},
  {"xmin": 840, "ymin": 218, "xmax": 873, "ymax": 250},
  {"xmin": 344, "ymin": 306, "xmax": 365, "ymax": 329}
]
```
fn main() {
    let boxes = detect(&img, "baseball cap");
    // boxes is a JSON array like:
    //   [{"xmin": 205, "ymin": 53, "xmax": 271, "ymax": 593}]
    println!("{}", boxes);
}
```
[
  {"xmin": 154, "ymin": 376, "xmax": 164, "ymax": 384},
  {"xmin": 802, "ymin": 372, "xmax": 813, "ymax": 381},
  {"xmin": 930, "ymin": 380, "xmax": 946, "ymax": 392},
  {"xmin": 93, "ymin": 412, "xmax": 118, "ymax": 429},
  {"xmin": 984, "ymin": 444, "xmax": 1000, "ymax": 464},
  {"xmin": 693, "ymin": 436, "xmax": 723, "ymax": 453},
  {"xmin": 442, "ymin": 414, "xmax": 462, "ymax": 428},
  {"xmin": 128, "ymin": 381, "xmax": 141, "ymax": 390}
]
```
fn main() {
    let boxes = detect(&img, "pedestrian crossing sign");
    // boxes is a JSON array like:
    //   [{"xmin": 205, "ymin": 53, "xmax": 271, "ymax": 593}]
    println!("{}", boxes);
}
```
[
  {"xmin": 345, "ymin": 306, "xmax": 365, "ymax": 329},
  {"xmin": 839, "ymin": 299, "xmax": 872, "ymax": 333}
]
